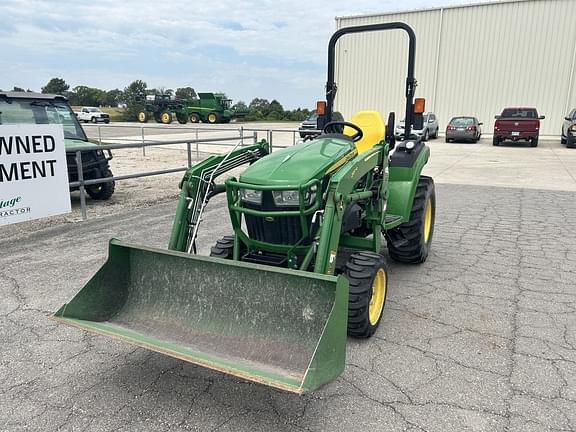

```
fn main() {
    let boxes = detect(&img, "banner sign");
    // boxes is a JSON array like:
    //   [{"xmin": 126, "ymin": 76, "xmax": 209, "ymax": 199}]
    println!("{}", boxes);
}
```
[{"xmin": 0, "ymin": 124, "xmax": 71, "ymax": 226}]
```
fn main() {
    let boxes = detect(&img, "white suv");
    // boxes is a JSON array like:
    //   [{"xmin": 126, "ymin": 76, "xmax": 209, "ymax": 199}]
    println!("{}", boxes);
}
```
[{"xmin": 394, "ymin": 112, "xmax": 439, "ymax": 141}]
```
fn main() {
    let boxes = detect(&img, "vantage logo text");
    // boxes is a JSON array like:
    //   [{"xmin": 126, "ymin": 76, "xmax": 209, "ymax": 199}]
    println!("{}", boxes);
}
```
[{"xmin": 0, "ymin": 196, "xmax": 23, "ymax": 208}]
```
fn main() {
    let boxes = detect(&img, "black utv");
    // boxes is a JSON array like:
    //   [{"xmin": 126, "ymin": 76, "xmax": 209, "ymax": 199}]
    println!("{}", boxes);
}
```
[{"xmin": 0, "ymin": 92, "xmax": 115, "ymax": 200}]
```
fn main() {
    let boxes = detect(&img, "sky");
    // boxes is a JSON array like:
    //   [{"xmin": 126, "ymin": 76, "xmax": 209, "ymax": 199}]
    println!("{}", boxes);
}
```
[{"xmin": 0, "ymin": 0, "xmax": 495, "ymax": 109}]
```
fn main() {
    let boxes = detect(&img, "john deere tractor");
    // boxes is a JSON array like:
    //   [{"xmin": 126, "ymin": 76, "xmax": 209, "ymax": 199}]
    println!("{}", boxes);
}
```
[{"xmin": 55, "ymin": 23, "xmax": 435, "ymax": 394}]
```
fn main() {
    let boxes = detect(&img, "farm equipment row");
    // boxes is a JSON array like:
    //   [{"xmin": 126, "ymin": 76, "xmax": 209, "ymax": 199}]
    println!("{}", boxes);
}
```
[{"xmin": 137, "ymin": 92, "xmax": 247, "ymax": 124}]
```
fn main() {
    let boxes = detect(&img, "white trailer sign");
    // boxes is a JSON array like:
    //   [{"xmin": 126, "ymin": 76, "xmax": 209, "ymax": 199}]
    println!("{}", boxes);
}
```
[{"xmin": 0, "ymin": 124, "xmax": 71, "ymax": 225}]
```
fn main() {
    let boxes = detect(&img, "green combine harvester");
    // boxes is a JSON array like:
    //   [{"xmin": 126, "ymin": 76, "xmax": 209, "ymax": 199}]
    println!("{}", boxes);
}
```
[{"xmin": 55, "ymin": 22, "xmax": 436, "ymax": 394}]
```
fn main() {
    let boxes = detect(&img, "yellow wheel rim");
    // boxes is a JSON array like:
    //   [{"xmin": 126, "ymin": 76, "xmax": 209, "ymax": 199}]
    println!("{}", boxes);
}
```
[
  {"xmin": 162, "ymin": 113, "xmax": 170, "ymax": 123},
  {"xmin": 424, "ymin": 198, "xmax": 432, "ymax": 243},
  {"xmin": 208, "ymin": 114, "xmax": 216, "ymax": 123},
  {"xmin": 138, "ymin": 112, "xmax": 145, "ymax": 122},
  {"xmin": 369, "ymin": 269, "xmax": 386, "ymax": 325}
]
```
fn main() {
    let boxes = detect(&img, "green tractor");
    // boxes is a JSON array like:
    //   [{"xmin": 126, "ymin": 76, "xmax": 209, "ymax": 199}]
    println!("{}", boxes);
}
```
[
  {"xmin": 55, "ymin": 23, "xmax": 435, "ymax": 394},
  {"xmin": 184, "ymin": 92, "xmax": 241, "ymax": 124}
]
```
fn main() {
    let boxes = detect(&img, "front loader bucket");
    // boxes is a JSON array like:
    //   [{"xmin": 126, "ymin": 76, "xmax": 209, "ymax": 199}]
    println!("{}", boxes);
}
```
[{"xmin": 54, "ymin": 239, "xmax": 348, "ymax": 394}]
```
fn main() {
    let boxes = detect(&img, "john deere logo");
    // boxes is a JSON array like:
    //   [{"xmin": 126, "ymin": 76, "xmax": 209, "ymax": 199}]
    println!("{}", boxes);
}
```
[
  {"xmin": 265, "ymin": 216, "xmax": 275, "ymax": 222},
  {"xmin": 0, "ymin": 196, "xmax": 22, "ymax": 208}
]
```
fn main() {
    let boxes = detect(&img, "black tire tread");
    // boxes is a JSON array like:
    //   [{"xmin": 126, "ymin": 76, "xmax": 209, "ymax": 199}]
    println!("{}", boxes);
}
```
[
  {"xmin": 344, "ymin": 251, "xmax": 387, "ymax": 338},
  {"xmin": 209, "ymin": 235, "xmax": 236, "ymax": 259},
  {"xmin": 386, "ymin": 176, "xmax": 435, "ymax": 264},
  {"xmin": 86, "ymin": 169, "xmax": 115, "ymax": 200}
]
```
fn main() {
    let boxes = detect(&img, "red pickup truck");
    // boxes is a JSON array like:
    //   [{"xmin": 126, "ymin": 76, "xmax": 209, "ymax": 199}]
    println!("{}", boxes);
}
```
[{"xmin": 493, "ymin": 107, "xmax": 545, "ymax": 147}]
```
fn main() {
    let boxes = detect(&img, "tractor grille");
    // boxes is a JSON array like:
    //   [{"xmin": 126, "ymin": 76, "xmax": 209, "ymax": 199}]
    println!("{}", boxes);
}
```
[{"xmin": 245, "ymin": 214, "xmax": 306, "ymax": 245}]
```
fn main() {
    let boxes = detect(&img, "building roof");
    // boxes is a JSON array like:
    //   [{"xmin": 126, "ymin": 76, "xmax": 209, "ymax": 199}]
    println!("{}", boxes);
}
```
[{"xmin": 336, "ymin": 0, "xmax": 538, "ymax": 20}]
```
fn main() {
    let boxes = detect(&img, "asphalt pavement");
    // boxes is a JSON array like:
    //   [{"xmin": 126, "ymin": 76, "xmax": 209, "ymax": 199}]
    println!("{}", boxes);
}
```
[{"xmin": 2, "ymin": 182, "xmax": 576, "ymax": 431}]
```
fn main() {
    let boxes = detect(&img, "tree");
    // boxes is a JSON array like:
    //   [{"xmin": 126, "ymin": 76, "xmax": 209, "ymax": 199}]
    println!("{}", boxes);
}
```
[
  {"xmin": 41, "ymin": 77, "xmax": 69, "ymax": 94},
  {"xmin": 12, "ymin": 86, "xmax": 25, "ymax": 92},
  {"xmin": 69, "ymin": 86, "xmax": 105, "ymax": 106},
  {"xmin": 267, "ymin": 99, "xmax": 284, "ymax": 120},
  {"xmin": 247, "ymin": 98, "xmax": 270, "ymax": 120},
  {"xmin": 102, "ymin": 89, "xmax": 123, "ymax": 107},
  {"xmin": 123, "ymin": 80, "xmax": 148, "ymax": 121},
  {"xmin": 176, "ymin": 87, "xmax": 197, "ymax": 100}
]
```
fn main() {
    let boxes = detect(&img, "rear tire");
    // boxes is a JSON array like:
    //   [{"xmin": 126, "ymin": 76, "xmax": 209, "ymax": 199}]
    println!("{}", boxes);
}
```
[
  {"xmin": 189, "ymin": 113, "xmax": 201, "ymax": 123},
  {"xmin": 386, "ymin": 176, "xmax": 435, "ymax": 264},
  {"xmin": 561, "ymin": 134, "xmax": 567, "ymax": 144},
  {"xmin": 86, "ymin": 169, "xmax": 115, "ymax": 200},
  {"xmin": 344, "ymin": 252, "xmax": 388, "ymax": 338},
  {"xmin": 176, "ymin": 113, "xmax": 188, "ymax": 124},
  {"xmin": 137, "ymin": 111, "xmax": 148, "ymax": 123},
  {"xmin": 210, "ymin": 236, "xmax": 236, "ymax": 259},
  {"xmin": 530, "ymin": 137, "xmax": 538, "ymax": 147},
  {"xmin": 493, "ymin": 137, "xmax": 500, "ymax": 146}
]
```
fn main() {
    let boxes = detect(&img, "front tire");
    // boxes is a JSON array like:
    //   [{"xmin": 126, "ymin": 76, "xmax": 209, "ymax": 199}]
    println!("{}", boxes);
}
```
[
  {"xmin": 161, "ymin": 111, "xmax": 172, "ymax": 124},
  {"xmin": 210, "ymin": 236, "xmax": 236, "ymax": 259},
  {"xmin": 386, "ymin": 176, "xmax": 435, "ymax": 264},
  {"xmin": 423, "ymin": 129, "xmax": 429, "ymax": 142},
  {"xmin": 137, "ymin": 111, "xmax": 148, "ymax": 123},
  {"xmin": 86, "ymin": 169, "xmax": 115, "ymax": 200},
  {"xmin": 567, "ymin": 136, "xmax": 576, "ymax": 148},
  {"xmin": 207, "ymin": 112, "xmax": 220, "ymax": 124},
  {"xmin": 344, "ymin": 252, "xmax": 388, "ymax": 338},
  {"xmin": 189, "ymin": 113, "xmax": 201, "ymax": 123}
]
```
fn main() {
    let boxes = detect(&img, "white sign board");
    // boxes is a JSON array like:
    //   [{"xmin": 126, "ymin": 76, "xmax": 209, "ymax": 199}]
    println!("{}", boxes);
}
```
[{"xmin": 0, "ymin": 124, "xmax": 71, "ymax": 226}]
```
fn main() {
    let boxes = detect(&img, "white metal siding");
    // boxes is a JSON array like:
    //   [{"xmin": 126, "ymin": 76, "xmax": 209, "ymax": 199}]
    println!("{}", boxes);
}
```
[{"xmin": 335, "ymin": 0, "xmax": 576, "ymax": 135}]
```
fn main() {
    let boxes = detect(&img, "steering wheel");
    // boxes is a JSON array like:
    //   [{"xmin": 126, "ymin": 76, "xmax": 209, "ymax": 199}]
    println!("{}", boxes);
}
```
[{"xmin": 323, "ymin": 121, "xmax": 363, "ymax": 142}]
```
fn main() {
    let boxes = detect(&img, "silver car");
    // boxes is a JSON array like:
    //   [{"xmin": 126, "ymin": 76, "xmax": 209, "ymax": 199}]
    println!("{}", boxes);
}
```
[
  {"xmin": 445, "ymin": 116, "xmax": 482, "ymax": 143},
  {"xmin": 394, "ymin": 112, "xmax": 439, "ymax": 141}
]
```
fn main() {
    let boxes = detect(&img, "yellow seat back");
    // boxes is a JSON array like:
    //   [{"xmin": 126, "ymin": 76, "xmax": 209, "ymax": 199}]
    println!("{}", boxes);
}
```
[{"xmin": 344, "ymin": 111, "xmax": 386, "ymax": 154}]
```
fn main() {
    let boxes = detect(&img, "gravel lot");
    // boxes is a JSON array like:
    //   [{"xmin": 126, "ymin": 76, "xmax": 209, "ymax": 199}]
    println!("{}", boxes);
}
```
[{"xmin": 1, "ymin": 123, "xmax": 576, "ymax": 431}]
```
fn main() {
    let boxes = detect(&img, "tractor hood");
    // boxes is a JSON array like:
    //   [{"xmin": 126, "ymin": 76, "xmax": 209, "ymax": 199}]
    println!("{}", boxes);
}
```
[{"xmin": 240, "ymin": 137, "xmax": 355, "ymax": 187}]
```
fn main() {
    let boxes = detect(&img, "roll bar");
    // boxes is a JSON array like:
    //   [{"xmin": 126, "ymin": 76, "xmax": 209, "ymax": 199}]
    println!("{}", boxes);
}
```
[{"xmin": 325, "ymin": 22, "xmax": 417, "ymax": 139}]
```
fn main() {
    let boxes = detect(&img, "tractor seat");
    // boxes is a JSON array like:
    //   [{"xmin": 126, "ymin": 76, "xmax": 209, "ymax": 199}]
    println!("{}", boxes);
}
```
[{"xmin": 345, "ymin": 111, "xmax": 386, "ymax": 154}]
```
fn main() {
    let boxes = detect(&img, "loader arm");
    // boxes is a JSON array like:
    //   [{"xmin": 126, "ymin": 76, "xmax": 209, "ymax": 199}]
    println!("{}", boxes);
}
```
[
  {"xmin": 314, "ymin": 143, "xmax": 389, "ymax": 275},
  {"xmin": 168, "ymin": 141, "xmax": 269, "ymax": 252}
]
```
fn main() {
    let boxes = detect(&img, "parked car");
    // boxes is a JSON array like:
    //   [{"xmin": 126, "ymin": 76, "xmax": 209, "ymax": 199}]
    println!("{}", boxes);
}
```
[
  {"xmin": 0, "ymin": 92, "xmax": 115, "ymax": 200},
  {"xmin": 394, "ymin": 112, "xmax": 439, "ymax": 141},
  {"xmin": 493, "ymin": 107, "xmax": 544, "ymax": 147},
  {"xmin": 298, "ymin": 112, "xmax": 319, "ymax": 138},
  {"xmin": 445, "ymin": 116, "xmax": 483, "ymax": 143},
  {"xmin": 75, "ymin": 107, "xmax": 110, "ymax": 123},
  {"xmin": 561, "ymin": 109, "xmax": 576, "ymax": 148}
]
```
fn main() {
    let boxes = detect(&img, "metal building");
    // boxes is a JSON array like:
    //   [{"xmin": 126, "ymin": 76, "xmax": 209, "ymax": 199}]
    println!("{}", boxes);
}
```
[{"xmin": 334, "ymin": 0, "xmax": 576, "ymax": 135}]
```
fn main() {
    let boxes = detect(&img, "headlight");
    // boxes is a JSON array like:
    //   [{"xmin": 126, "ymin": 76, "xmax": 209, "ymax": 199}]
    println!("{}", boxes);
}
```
[
  {"xmin": 570, "ymin": 125, "xmax": 576, "ymax": 132},
  {"xmin": 272, "ymin": 190, "xmax": 299, "ymax": 206},
  {"xmin": 240, "ymin": 188, "xmax": 262, "ymax": 204},
  {"xmin": 272, "ymin": 186, "xmax": 317, "ymax": 207}
]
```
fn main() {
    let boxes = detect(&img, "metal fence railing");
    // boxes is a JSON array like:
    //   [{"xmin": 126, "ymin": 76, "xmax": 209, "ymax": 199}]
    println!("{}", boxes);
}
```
[
  {"xmin": 71, "ymin": 132, "xmax": 254, "ymax": 220},
  {"xmin": 74, "ymin": 124, "xmax": 323, "ymax": 221}
]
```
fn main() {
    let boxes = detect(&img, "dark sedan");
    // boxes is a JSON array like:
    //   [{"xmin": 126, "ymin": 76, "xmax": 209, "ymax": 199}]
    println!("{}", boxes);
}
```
[{"xmin": 445, "ymin": 117, "xmax": 482, "ymax": 143}]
